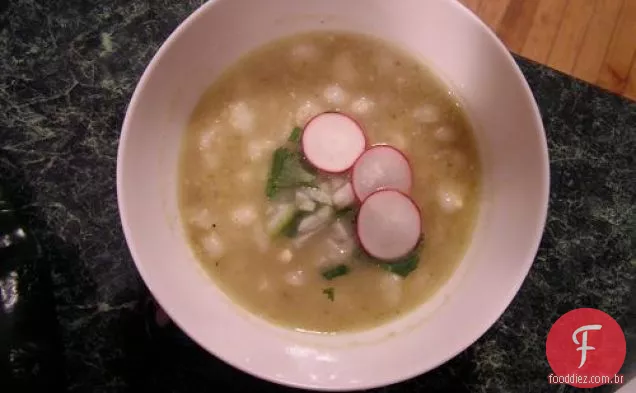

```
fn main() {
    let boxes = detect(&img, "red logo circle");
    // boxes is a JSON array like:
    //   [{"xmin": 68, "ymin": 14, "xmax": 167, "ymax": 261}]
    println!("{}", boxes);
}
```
[{"xmin": 546, "ymin": 308, "xmax": 626, "ymax": 388}]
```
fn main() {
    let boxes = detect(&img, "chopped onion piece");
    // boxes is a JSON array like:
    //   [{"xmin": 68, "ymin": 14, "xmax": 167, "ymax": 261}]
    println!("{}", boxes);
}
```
[
  {"xmin": 413, "ymin": 104, "xmax": 440, "ymax": 123},
  {"xmin": 284, "ymin": 270, "xmax": 306, "ymax": 287},
  {"xmin": 228, "ymin": 101, "xmax": 254, "ymax": 133},
  {"xmin": 332, "ymin": 182, "xmax": 355, "ymax": 209},
  {"xmin": 325, "ymin": 237, "xmax": 354, "ymax": 262},
  {"xmin": 296, "ymin": 190, "xmax": 317, "ymax": 212},
  {"xmin": 380, "ymin": 272, "xmax": 403, "ymax": 306},
  {"xmin": 198, "ymin": 127, "xmax": 218, "ymax": 151},
  {"xmin": 434, "ymin": 125, "xmax": 457, "ymax": 142},
  {"xmin": 387, "ymin": 132, "xmax": 408, "ymax": 151},
  {"xmin": 300, "ymin": 187, "xmax": 332, "ymax": 205},
  {"xmin": 247, "ymin": 139, "xmax": 275, "ymax": 162},
  {"xmin": 329, "ymin": 176, "xmax": 348, "ymax": 190},
  {"xmin": 188, "ymin": 208, "xmax": 215, "ymax": 229},
  {"xmin": 323, "ymin": 84, "xmax": 347, "ymax": 106},
  {"xmin": 200, "ymin": 232, "xmax": 225, "ymax": 260},
  {"xmin": 292, "ymin": 231, "xmax": 317, "ymax": 249},
  {"xmin": 437, "ymin": 181, "xmax": 464, "ymax": 213},
  {"xmin": 266, "ymin": 204, "xmax": 296, "ymax": 235},
  {"xmin": 331, "ymin": 220, "xmax": 352, "ymax": 243},
  {"xmin": 257, "ymin": 276, "xmax": 271, "ymax": 292},
  {"xmin": 295, "ymin": 100, "xmax": 323, "ymax": 126},
  {"xmin": 231, "ymin": 205, "xmax": 258, "ymax": 226},
  {"xmin": 351, "ymin": 97, "xmax": 375, "ymax": 115},
  {"xmin": 253, "ymin": 224, "xmax": 270, "ymax": 252},
  {"xmin": 291, "ymin": 43, "xmax": 319, "ymax": 62},
  {"xmin": 298, "ymin": 206, "xmax": 333, "ymax": 234},
  {"xmin": 278, "ymin": 249, "xmax": 293, "ymax": 264}
]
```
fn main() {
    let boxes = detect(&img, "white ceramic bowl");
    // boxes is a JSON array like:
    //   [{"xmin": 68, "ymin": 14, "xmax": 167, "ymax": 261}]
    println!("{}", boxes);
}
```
[{"xmin": 117, "ymin": 0, "xmax": 549, "ymax": 390}]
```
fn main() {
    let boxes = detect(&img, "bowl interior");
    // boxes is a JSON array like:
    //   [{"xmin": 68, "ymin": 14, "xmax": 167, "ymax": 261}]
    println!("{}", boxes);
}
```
[{"xmin": 117, "ymin": 0, "xmax": 549, "ymax": 390}]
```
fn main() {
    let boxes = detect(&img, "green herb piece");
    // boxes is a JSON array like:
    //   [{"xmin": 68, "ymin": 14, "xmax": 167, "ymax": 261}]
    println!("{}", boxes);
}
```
[
  {"xmin": 335, "ymin": 206, "xmax": 356, "ymax": 220},
  {"xmin": 321, "ymin": 264, "xmax": 350, "ymax": 280},
  {"xmin": 265, "ymin": 147, "xmax": 316, "ymax": 199},
  {"xmin": 352, "ymin": 246, "xmax": 366, "ymax": 260},
  {"xmin": 266, "ymin": 203, "xmax": 297, "ymax": 236},
  {"xmin": 266, "ymin": 148, "xmax": 288, "ymax": 198},
  {"xmin": 276, "ymin": 156, "xmax": 316, "ymax": 188},
  {"xmin": 322, "ymin": 287, "xmax": 335, "ymax": 301},
  {"xmin": 356, "ymin": 238, "xmax": 424, "ymax": 278},
  {"xmin": 288, "ymin": 126, "xmax": 303, "ymax": 143},
  {"xmin": 282, "ymin": 210, "xmax": 309, "ymax": 238},
  {"xmin": 380, "ymin": 250, "xmax": 420, "ymax": 277}
]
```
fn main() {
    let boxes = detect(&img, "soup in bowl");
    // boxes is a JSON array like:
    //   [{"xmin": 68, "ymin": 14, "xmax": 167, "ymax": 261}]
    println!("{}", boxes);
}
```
[
  {"xmin": 180, "ymin": 32, "xmax": 481, "ymax": 333},
  {"xmin": 117, "ymin": 0, "xmax": 549, "ymax": 390}
]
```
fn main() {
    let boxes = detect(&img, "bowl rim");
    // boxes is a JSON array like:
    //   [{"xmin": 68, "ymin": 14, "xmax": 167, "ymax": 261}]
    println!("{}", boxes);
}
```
[{"xmin": 116, "ymin": 0, "xmax": 550, "ymax": 390}]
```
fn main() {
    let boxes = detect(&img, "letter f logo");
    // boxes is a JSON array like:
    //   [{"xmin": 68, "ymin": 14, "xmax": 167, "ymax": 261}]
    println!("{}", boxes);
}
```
[
  {"xmin": 546, "ymin": 309, "xmax": 626, "ymax": 388},
  {"xmin": 572, "ymin": 324, "xmax": 602, "ymax": 368}
]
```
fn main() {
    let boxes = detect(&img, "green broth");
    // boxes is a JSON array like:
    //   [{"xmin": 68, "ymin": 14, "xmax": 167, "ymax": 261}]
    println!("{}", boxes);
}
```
[{"xmin": 178, "ymin": 32, "xmax": 481, "ymax": 333}]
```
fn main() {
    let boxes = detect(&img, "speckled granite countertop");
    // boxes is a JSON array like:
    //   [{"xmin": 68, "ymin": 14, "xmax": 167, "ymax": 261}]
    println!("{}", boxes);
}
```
[{"xmin": 0, "ymin": 1, "xmax": 634, "ymax": 392}]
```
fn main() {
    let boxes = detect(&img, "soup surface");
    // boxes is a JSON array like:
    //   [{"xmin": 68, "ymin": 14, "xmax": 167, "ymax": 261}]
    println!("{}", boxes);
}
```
[{"xmin": 178, "ymin": 32, "xmax": 481, "ymax": 333}]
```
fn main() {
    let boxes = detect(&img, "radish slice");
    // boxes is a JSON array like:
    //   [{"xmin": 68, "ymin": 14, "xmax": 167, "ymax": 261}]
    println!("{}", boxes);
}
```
[
  {"xmin": 356, "ymin": 190, "xmax": 421, "ymax": 261},
  {"xmin": 351, "ymin": 145, "xmax": 412, "ymax": 201},
  {"xmin": 302, "ymin": 112, "xmax": 366, "ymax": 173}
]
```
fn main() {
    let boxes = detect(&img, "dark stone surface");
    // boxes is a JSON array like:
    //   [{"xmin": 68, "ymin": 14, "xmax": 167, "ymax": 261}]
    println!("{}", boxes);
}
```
[{"xmin": 0, "ymin": 1, "xmax": 633, "ymax": 392}]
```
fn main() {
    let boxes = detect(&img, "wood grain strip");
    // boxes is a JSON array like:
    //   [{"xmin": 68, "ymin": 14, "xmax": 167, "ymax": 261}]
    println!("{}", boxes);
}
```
[
  {"xmin": 458, "ymin": 0, "xmax": 482, "ymax": 13},
  {"xmin": 573, "ymin": 0, "xmax": 626, "ymax": 84},
  {"xmin": 597, "ymin": 0, "xmax": 636, "ymax": 93},
  {"xmin": 547, "ymin": 0, "xmax": 596, "ymax": 74},
  {"xmin": 521, "ymin": 0, "xmax": 569, "ymax": 64},
  {"xmin": 497, "ymin": 0, "xmax": 542, "ymax": 53},
  {"xmin": 476, "ymin": 0, "xmax": 511, "ymax": 33},
  {"xmin": 625, "ymin": 59, "xmax": 636, "ymax": 101}
]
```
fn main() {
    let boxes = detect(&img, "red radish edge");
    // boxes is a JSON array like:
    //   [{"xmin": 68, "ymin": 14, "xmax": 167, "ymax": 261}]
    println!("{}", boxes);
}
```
[
  {"xmin": 301, "ymin": 112, "xmax": 368, "ymax": 173},
  {"xmin": 355, "ymin": 189, "xmax": 422, "ymax": 262},
  {"xmin": 351, "ymin": 144, "xmax": 413, "ymax": 202}
]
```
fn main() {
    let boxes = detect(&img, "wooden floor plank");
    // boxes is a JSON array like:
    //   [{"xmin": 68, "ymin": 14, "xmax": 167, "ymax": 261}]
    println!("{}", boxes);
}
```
[
  {"xmin": 597, "ymin": 0, "xmax": 636, "ymax": 93},
  {"xmin": 476, "ymin": 0, "xmax": 511, "ymax": 33},
  {"xmin": 497, "ymin": 0, "xmax": 542, "ymax": 53},
  {"xmin": 573, "ymin": 0, "xmax": 626, "ymax": 84},
  {"xmin": 458, "ymin": 0, "xmax": 482, "ymax": 14},
  {"xmin": 521, "ymin": 0, "xmax": 569, "ymax": 64},
  {"xmin": 547, "ymin": 0, "xmax": 596, "ymax": 74},
  {"xmin": 462, "ymin": 0, "xmax": 636, "ymax": 100},
  {"xmin": 625, "ymin": 59, "xmax": 636, "ymax": 101}
]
